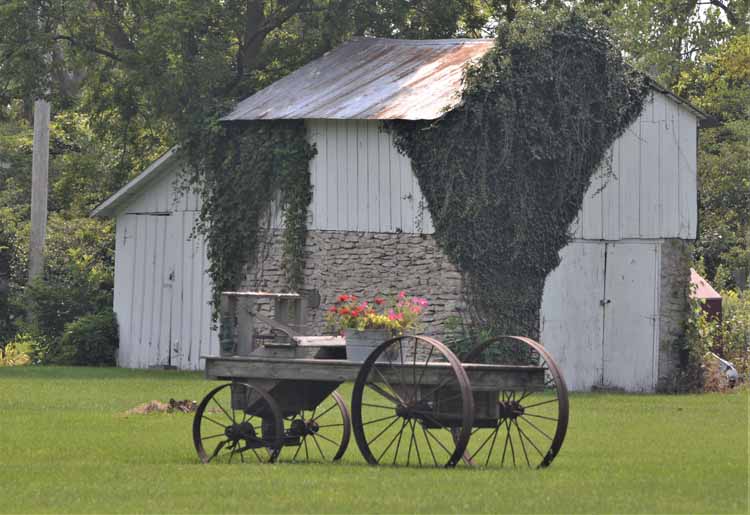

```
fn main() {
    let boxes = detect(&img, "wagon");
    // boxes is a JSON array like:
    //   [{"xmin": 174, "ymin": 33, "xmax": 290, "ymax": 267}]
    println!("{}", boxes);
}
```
[{"xmin": 194, "ymin": 292, "xmax": 569, "ymax": 468}]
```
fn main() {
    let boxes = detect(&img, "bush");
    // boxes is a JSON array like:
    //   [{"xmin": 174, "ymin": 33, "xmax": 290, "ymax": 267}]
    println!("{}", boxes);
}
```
[
  {"xmin": 52, "ymin": 309, "xmax": 118, "ymax": 366},
  {"xmin": 0, "ymin": 333, "xmax": 33, "ymax": 366}
]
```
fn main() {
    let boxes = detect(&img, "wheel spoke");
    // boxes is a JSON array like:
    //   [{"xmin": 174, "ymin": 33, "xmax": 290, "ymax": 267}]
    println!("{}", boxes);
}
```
[
  {"xmin": 362, "ymin": 401, "xmax": 397, "ymax": 411},
  {"xmin": 292, "ymin": 439, "xmax": 303, "ymax": 461},
  {"xmin": 311, "ymin": 402, "xmax": 337, "ymax": 422},
  {"xmin": 424, "ymin": 427, "xmax": 453, "ymax": 457},
  {"xmin": 507, "ymin": 419, "xmax": 516, "ymax": 466},
  {"xmin": 201, "ymin": 432, "xmax": 226, "ymax": 441},
  {"xmin": 500, "ymin": 421, "xmax": 511, "ymax": 467},
  {"xmin": 378, "ymin": 419, "xmax": 409, "ymax": 464},
  {"xmin": 392, "ymin": 418, "xmax": 407, "ymax": 465},
  {"xmin": 360, "ymin": 414, "xmax": 398, "ymax": 426},
  {"xmin": 484, "ymin": 422, "xmax": 502, "ymax": 467},
  {"xmin": 519, "ymin": 415, "xmax": 553, "ymax": 440},
  {"xmin": 514, "ymin": 419, "xmax": 531, "ymax": 467},
  {"xmin": 311, "ymin": 434, "xmax": 327, "ymax": 460},
  {"xmin": 415, "ymin": 346, "xmax": 434, "ymax": 391},
  {"xmin": 515, "ymin": 420, "xmax": 546, "ymax": 459},
  {"xmin": 211, "ymin": 397, "xmax": 235, "ymax": 424},
  {"xmin": 469, "ymin": 422, "xmax": 501, "ymax": 462},
  {"xmin": 207, "ymin": 440, "xmax": 228, "ymax": 462},
  {"xmin": 314, "ymin": 432, "xmax": 339, "ymax": 446},
  {"xmin": 411, "ymin": 421, "xmax": 422, "ymax": 466},
  {"xmin": 366, "ymin": 416, "xmax": 401, "ymax": 446},
  {"xmin": 303, "ymin": 434, "xmax": 310, "ymax": 460},
  {"xmin": 201, "ymin": 414, "xmax": 228, "ymax": 429},
  {"xmin": 421, "ymin": 424, "xmax": 439, "ymax": 466},
  {"xmin": 366, "ymin": 382, "xmax": 402, "ymax": 406},
  {"xmin": 523, "ymin": 398, "xmax": 558, "ymax": 410},
  {"xmin": 523, "ymin": 412, "xmax": 558, "ymax": 422},
  {"xmin": 371, "ymin": 368, "xmax": 406, "ymax": 404}
]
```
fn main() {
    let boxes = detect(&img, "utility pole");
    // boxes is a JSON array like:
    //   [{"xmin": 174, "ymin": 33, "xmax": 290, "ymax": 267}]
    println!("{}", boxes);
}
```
[{"xmin": 28, "ymin": 99, "xmax": 50, "ymax": 283}]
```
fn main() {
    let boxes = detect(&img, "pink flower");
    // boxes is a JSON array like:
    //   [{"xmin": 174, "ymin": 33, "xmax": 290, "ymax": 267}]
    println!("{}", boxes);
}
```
[
  {"xmin": 413, "ymin": 297, "xmax": 428, "ymax": 307},
  {"xmin": 388, "ymin": 309, "xmax": 396, "ymax": 320},
  {"xmin": 411, "ymin": 306, "xmax": 421, "ymax": 314},
  {"xmin": 398, "ymin": 291, "xmax": 406, "ymax": 299}
]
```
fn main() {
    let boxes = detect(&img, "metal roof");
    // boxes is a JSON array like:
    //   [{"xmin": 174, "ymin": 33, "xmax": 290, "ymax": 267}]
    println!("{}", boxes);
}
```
[{"xmin": 222, "ymin": 37, "xmax": 495, "ymax": 121}]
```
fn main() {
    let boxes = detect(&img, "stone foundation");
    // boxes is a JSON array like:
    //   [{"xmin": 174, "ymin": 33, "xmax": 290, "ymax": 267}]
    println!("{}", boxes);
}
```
[
  {"xmin": 656, "ymin": 239, "xmax": 692, "ymax": 391},
  {"xmin": 244, "ymin": 230, "xmax": 465, "ymax": 338}
]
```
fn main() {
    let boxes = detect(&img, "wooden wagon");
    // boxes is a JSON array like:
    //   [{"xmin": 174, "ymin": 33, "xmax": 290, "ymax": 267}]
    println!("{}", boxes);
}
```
[{"xmin": 194, "ymin": 292, "xmax": 569, "ymax": 468}]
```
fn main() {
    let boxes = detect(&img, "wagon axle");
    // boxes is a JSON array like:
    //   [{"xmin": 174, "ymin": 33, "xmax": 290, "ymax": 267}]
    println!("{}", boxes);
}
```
[{"xmin": 497, "ymin": 400, "xmax": 524, "ymax": 420}]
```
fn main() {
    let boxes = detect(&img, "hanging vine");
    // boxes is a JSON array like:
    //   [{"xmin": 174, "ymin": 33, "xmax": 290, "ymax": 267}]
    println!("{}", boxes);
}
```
[
  {"xmin": 181, "ymin": 118, "xmax": 315, "ymax": 315},
  {"xmin": 387, "ymin": 10, "xmax": 649, "ymax": 337}
]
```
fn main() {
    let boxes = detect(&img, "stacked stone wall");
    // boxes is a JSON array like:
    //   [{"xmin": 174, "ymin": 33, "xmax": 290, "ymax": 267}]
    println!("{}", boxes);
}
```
[
  {"xmin": 656, "ymin": 239, "xmax": 692, "ymax": 391},
  {"xmin": 244, "ymin": 230, "xmax": 465, "ymax": 338}
]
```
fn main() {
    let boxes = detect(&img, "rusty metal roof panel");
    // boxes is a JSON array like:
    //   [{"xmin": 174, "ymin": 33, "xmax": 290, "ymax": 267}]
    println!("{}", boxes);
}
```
[{"xmin": 222, "ymin": 37, "xmax": 495, "ymax": 121}]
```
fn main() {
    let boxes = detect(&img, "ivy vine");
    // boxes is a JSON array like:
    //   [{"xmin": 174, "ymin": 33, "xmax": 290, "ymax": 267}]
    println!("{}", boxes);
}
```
[
  {"xmin": 182, "ymin": 119, "xmax": 315, "ymax": 314},
  {"xmin": 387, "ymin": 10, "xmax": 649, "ymax": 338}
]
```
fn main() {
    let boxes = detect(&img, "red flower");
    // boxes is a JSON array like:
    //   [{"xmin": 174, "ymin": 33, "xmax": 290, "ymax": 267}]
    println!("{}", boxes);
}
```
[
  {"xmin": 339, "ymin": 307, "xmax": 350, "ymax": 315},
  {"xmin": 374, "ymin": 297, "xmax": 385, "ymax": 305},
  {"xmin": 338, "ymin": 294, "xmax": 350, "ymax": 303},
  {"xmin": 328, "ymin": 306, "xmax": 337, "ymax": 313}
]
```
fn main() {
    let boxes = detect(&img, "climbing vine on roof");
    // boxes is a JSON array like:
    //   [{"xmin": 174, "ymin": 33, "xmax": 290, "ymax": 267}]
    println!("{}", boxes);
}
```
[
  {"xmin": 387, "ymin": 10, "xmax": 649, "ymax": 337},
  {"xmin": 181, "ymin": 119, "xmax": 315, "ymax": 315}
]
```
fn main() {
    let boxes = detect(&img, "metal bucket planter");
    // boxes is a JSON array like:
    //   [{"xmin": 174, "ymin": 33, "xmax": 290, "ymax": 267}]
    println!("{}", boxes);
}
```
[{"xmin": 343, "ymin": 328, "xmax": 393, "ymax": 363}]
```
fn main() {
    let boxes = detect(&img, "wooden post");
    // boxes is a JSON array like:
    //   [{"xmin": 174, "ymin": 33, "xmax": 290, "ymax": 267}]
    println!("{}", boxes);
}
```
[{"xmin": 28, "ymin": 99, "xmax": 50, "ymax": 283}]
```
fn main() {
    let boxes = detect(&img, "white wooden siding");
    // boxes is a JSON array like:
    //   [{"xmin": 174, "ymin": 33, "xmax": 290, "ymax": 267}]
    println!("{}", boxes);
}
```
[
  {"xmin": 113, "ymin": 168, "xmax": 215, "ymax": 371},
  {"xmin": 305, "ymin": 92, "xmax": 697, "ymax": 239},
  {"xmin": 306, "ymin": 119, "xmax": 434, "ymax": 233},
  {"xmin": 572, "ymin": 92, "xmax": 698, "ymax": 241}
]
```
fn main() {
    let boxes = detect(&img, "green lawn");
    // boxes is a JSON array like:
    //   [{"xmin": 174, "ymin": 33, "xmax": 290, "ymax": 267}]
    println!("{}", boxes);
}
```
[{"xmin": 0, "ymin": 367, "xmax": 747, "ymax": 514}]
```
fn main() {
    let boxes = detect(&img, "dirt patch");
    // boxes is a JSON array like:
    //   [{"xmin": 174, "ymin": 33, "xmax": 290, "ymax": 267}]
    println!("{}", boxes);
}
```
[{"xmin": 125, "ymin": 398, "xmax": 198, "ymax": 415}]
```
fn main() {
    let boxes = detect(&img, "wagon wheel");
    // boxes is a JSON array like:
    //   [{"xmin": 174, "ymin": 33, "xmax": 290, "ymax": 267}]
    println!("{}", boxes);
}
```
[
  {"xmin": 193, "ymin": 382, "xmax": 284, "ymax": 464},
  {"xmin": 279, "ymin": 390, "xmax": 351, "ymax": 463},
  {"xmin": 351, "ymin": 335, "xmax": 474, "ymax": 468},
  {"xmin": 456, "ymin": 336, "xmax": 569, "ymax": 468}
]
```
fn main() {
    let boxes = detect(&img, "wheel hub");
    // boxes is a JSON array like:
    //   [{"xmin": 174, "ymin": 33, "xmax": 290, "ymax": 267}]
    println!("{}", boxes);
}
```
[
  {"xmin": 498, "ymin": 400, "xmax": 524, "ymax": 420},
  {"xmin": 225, "ymin": 421, "xmax": 256, "ymax": 442}
]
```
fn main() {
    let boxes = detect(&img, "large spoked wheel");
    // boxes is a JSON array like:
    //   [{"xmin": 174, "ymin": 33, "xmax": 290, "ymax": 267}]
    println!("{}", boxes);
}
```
[
  {"xmin": 457, "ymin": 336, "xmax": 569, "ymax": 468},
  {"xmin": 279, "ymin": 390, "xmax": 351, "ymax": 463},
  {"xmin": 351, "ymin": 335, "xmax": 474, "ymax": 467},
  {"xmin": 193, "ymin": 382, "xmax": 284, "ymax": 464}
]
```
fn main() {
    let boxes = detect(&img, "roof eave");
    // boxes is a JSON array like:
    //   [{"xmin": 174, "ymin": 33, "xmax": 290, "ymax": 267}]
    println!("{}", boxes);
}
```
[{"xmin": 90, "ymin": 146, "xmax": 179, "ymax": 219}]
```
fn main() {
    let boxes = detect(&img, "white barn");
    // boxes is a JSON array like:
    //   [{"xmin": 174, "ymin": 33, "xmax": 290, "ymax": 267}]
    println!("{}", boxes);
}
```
[{"xmin": 92, "ymin": 38, "xmax": 706, "ymax": 391}]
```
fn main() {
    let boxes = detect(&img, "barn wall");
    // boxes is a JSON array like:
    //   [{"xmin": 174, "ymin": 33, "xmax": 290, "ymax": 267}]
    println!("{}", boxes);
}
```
[
  {"xmin": 112, "ymin": 163, "xmax": 216, "ymax": 370},
  {"xmin": 305, "ymin": 92, "xmax": 698, "ymax": 241}
]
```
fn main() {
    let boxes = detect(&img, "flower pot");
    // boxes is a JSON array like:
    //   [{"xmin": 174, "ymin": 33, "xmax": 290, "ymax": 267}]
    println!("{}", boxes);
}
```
[{"xmin": 343, "ymin": 328, "xmax": 393, "ymax": 363}]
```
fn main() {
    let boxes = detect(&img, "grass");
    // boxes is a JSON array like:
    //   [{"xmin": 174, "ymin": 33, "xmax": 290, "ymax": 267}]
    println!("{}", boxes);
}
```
[{"xmin": 0, "ymin": 366, "xmax": 747, "ymax": 514}]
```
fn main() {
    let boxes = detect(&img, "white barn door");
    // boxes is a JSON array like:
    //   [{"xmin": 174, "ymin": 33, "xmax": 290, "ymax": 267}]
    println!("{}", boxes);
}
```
[
  {"xmin": 601, "ymin": 242, "xmax": 659, "ymax": 391},
  {"xmin": 541, "ymin": 241, "xmax": 660, "ymax": 391},
  {"xmin": 541, "ymin": 243, "xmax": 605, "ymax": 391}
]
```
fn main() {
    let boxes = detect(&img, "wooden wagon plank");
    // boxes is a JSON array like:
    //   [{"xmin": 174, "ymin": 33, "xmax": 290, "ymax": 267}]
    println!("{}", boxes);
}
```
[{"xmin": 204, "ymin": 356, "xmax": 546, "ymax": 391}]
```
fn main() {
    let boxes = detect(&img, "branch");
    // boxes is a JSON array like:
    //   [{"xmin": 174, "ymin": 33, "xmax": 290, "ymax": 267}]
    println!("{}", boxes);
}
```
[
  {"xmin": 707, "ymin": 0, "xmax": 739, "ymax": 25},
  {"xmin": 53, "ymin": 35, "xmax": 123, "ymax": 62}
]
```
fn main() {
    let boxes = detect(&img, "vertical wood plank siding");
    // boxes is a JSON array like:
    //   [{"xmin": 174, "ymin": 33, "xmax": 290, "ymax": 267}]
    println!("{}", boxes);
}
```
[{"xmin": 113, "ymin": 167, "xmax": 216, "ymax": 370}]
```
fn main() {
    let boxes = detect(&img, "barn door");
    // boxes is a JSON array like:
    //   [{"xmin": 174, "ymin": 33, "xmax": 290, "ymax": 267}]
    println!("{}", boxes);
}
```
[
  {"xmin": 158, "ymin": 213, "xmax": 181, "ymax": 368},
  {"xmin": 601, "ymin": 242, "xmax": 659, "ymax": 391},
  {"xmin": 541, "ymin": 242, "xmax": 606, "ymax": 391}
]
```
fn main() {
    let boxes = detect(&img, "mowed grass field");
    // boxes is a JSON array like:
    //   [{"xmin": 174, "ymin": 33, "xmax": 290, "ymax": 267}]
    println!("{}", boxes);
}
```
[{"xmin": 0, "ymin": 367, "xmax": 747, "ymax": 514}]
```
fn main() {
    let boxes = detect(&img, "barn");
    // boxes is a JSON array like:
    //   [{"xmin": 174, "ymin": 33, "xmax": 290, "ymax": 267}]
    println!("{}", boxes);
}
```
[{"xmin": 92, "ymin": 37, "xmax": 707, "ymax": 391}]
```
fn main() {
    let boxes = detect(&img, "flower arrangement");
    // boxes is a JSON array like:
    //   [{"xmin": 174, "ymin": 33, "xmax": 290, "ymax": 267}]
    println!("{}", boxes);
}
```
[{"xmin": 325, "ymin": 292, "xmax": 429, "ymax": 334}]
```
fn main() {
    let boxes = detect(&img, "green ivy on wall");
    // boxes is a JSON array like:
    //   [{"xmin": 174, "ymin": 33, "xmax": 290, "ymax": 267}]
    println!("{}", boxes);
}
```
[
  {"xmin": 182, "ymin": 119, "xmax": 315, "ymax": 315},
  {"xmin": 387, "ymin": 10, "xmax": 649, "ymax": 337}
]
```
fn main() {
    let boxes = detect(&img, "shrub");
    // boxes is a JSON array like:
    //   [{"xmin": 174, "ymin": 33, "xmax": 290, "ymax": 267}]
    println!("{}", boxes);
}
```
[
  {"xmin": 0, "ymin": 332, "xmax": 40, "ymax": 366},
  {"xmin": 52, "ymin": 309, "xmax": 118, "ymax": 366}
]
